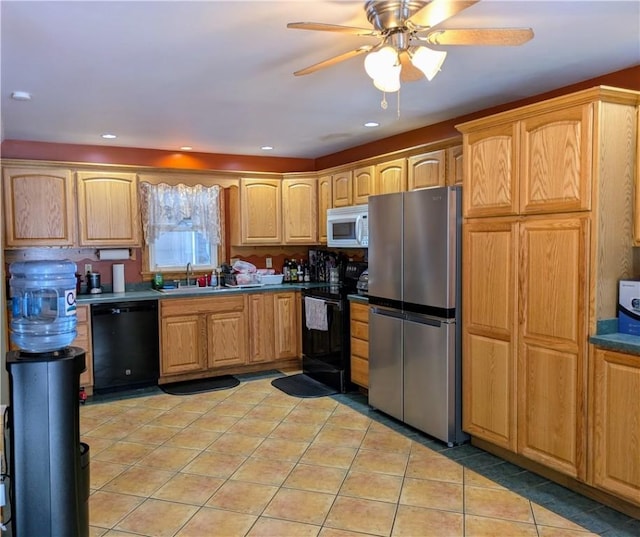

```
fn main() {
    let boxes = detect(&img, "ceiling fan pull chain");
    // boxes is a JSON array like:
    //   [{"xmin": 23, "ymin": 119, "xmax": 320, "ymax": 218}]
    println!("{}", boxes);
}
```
[
  {"xmin": 397, "ymin": 89, "xmax": 401, "ymax": 119},
  {"xmin": 381, "ymin": 92, "xmax": 388, "ymax": 110}
]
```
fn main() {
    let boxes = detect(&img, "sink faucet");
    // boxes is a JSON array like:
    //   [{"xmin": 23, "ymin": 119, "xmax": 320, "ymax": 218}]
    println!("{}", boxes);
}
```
[{"xmin": 186, "ymin": 262, "xmax": 193, "ymax": 286}]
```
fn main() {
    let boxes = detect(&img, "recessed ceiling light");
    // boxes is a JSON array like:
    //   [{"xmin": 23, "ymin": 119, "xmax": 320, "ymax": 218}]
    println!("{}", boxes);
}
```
[
  {"xmin": 11, "ymin": 91, "xmax": 32, "ymax": 101},
  {"xmin": 364, "ymin": 122, "xmax": 379, "ymax": 128},
  {"xmin": 101, "ymin": 133, "xmax": 117, "ymax": 139},
  {"xmin": 261, "ymin": 146, "xmax": 274, "ymax": 151},
  {"xmin": 180, "ymin": 146, "xmax": 193, "ymax": 151}
]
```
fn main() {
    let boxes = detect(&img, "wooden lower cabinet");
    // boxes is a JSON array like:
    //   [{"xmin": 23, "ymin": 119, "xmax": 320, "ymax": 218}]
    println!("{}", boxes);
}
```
[
  {"xmin": 462, "ymin": 219, "xmax": 517, "ymax": 450},
  {"xmin": 161, "ymin": 313, "xmax": 207, "ymax": 375},
  {"xmin": 350, "ymin": 301, "xmax": 369, "ymax": 388},
  {"xmin": 74, "ymin": 305, "xmax": 94, "ymax": 394},
  {"xmin": 160, "ymin": 291, "xmax": 299, "ymax": 380},
  {"xmin": 590, "ymin": 348, "xmax": 640, "ymax": 506},
  {"xmin": 249, "ymin": 291, "xmax": 299, "ymax": 363},
  {"xmin": 160, "ymin": 295, "xmax": 246, "ymax": 377},
  {"xmin": 463, "ymin": 214, "xmax": 589, "ymax": 479}
]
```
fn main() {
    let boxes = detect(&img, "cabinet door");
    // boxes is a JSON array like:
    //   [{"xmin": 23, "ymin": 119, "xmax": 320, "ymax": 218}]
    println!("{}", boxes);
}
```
[
  {"xmin": 161, "ymin": 314, "xmax": 207, "ymax": 376},
  {"xmin": 248, "ymin": 293, "xmax": 275, "ymax": 363},
  {"xmin": 517, "ymin": 215, "xmax": 589, "ymax": 479},
  {"xmin": 239, "ymin": 178, "xmax": 282, "ymax": 244},
  {"xmin": 3, "ymin": 166, "xmax": 76, "ymax": 246},
  {"xmin": 282, "ymin": 178, "xmax": 317, "ymax": 244},
  {"xmin": 462, "ymin": 219, "xmax": 518, "ymax": 450},
  {"xmin": 332, "ymin": 170, "xmax": 353, "ymax": 207},
  {"xmin": 76, "ymin": 171, "xmax": 139, "ymax": 246},
  {"xmin": 520, "ymin": 104, "xmax": 593, "ymax": 214},
  {"xmin": 273, "ymin": 292, "xmax": 299, "ymax": 359},
  {"xmin": 318, "ymin": 175, "xmax": 332, "ymax": 243},
  {"xmin": 353, "ymin": 165, "xmax": 374, "ymax": 204},
  {"xmin": 464, "ymin": 123, "xmax": 518, "ymax": 218},
  {"xmin": 446, "ymin": 145, "xmax": 463, "ymax": 186},
  {"xmin": 350, "ymin": 302, "xmax": 369, "ymax": 388},
  {"xmin": 208, "ymin": 310, "xmax": 248, "ymax": 367},
  {"xmin": 74, "ymin": 305, "xmax": 93, "ymax": 390},
  {"xmin": 591, "ymin": 348, "xmax": 640, "ymax": 505},
  {"xmin": 408, "ymin": 150, "xmax": 445, "ymax": 190},
  {"xmin": 376, "ymin": 158, "xmax": 407, "ymax": 194}
]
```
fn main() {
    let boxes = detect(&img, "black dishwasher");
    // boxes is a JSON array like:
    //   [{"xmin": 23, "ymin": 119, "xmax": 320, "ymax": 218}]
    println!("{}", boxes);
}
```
[{"xmin": 91, "ymin": 300, "xmax": 159, "ymax": 393}]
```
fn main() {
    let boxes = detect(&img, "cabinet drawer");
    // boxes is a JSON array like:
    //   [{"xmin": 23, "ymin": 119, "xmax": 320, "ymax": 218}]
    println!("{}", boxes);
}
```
[
  {"xmin": 351, "ymin": 356, "xmax": 369, "ymax": 388},
  {"xmin": 351, "ymin": 319, "xmax": 369, "ymax": 341},
  {"xmin": 161, "ymin": 295, "xmax": 245, "ymax": 316},
  {"xmin": 350, "ymin": 302, "xmax": 369, "ymax": 322},
  {"xmin": 351, "ymin": 337, "xmax": 368, "ymax": 360}
]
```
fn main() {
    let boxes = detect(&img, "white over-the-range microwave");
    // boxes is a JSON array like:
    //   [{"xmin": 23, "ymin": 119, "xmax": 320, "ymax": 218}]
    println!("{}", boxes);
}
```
[{"xmin": 327, "ymin": 205, "xmax": 368, "ymax": 248}]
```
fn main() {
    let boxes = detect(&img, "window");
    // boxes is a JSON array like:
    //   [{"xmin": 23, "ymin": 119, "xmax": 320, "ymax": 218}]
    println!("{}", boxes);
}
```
[{"xmin": 139, "ymin": 182, "xmax": 221, "ymax": 272}]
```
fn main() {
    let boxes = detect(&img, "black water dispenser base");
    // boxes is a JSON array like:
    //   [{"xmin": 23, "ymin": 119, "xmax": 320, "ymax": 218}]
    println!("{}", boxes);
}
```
[{"xmin": 6, "ymin": 346, "xmax": 89, "ymax": 537}]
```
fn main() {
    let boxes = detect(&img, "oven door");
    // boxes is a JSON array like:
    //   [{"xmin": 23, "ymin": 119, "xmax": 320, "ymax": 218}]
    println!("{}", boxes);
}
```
[{"xmin": 301, "ymin": 293, "xmax": 347, "ymax": 392}]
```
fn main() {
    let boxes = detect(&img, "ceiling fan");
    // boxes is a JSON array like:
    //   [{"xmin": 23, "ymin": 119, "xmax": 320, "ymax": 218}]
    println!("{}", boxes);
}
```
[{"xmin": 288, "ymin": 0, "xmax": 534, "ymax": 91}]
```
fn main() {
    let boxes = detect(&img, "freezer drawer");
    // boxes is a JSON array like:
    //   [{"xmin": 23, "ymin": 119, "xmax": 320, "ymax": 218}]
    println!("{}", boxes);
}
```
[
  {"xmin": 403, "ymin": 315, "xmax": 456, "ymax": 444},
  {"xmin": 368, "ymin": 307, "xmax": 403, "ymax": 421}
]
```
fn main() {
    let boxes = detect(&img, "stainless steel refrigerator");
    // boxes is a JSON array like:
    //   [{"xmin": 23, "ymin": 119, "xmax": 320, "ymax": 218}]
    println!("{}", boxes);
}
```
[{"xmin": 368, "ymin": 185, "xmax": 467, "ymax": 446}]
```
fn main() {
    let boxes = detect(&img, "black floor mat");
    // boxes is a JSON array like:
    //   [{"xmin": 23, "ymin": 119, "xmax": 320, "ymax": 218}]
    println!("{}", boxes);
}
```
[
  {"xmin": 160, "ymin": 375, "xmax": 239, "ymax": 395},
  {"xmin": 271, "ymin": 373, "xmax": 338, "ymax": 398}
]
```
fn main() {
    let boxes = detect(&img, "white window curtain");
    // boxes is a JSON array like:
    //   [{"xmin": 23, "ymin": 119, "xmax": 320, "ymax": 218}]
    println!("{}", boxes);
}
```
[{"xmin": 138, "ymin": 182, "xmax": 221, "ymax": 245}]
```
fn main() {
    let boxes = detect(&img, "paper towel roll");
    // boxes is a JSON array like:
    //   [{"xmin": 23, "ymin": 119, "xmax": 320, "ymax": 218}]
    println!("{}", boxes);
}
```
[
  {"xmin": 112, "ymin": 264, "xmax": 125, "ymax": 293},
  {"xmin": 98, "ymin": 248, "xmax": 130, "ymax": 260}
]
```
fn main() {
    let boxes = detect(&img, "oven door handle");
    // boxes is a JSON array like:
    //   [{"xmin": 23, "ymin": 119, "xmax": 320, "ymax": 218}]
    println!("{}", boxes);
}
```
[{"xmin": 307, "ymin": 296, "xmax": 342, "ymax": 311}]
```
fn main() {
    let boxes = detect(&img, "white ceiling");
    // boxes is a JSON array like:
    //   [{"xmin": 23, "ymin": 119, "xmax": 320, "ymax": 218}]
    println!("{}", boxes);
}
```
[{"xmin": 1, "ymin": 0, "xmax": 639, "ymax": 160}]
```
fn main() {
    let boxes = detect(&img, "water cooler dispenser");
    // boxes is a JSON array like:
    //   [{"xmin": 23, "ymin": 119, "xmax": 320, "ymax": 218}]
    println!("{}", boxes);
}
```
[{"xmin": 5, "ymin": 260, "xmax": 90, "ymax": 537}]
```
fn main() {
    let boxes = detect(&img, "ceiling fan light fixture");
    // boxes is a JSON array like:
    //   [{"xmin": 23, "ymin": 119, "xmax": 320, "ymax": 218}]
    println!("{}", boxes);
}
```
[
  {"xmin": 364, "ymin": 45, "xmax": 398, "ymax": 80},
  {"xmin": 410, "ymin": 46, "xmax": 447, "ymax": 81},
  {"xmin": 373, "ymin": 65, "xmax": 401, "ymax": 93}
]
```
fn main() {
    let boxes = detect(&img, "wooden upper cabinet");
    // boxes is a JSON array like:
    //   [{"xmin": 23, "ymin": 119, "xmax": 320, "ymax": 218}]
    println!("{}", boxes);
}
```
[
  {"xmin": 234, "ymin": 178, "xmax": 282, "ymax": 245},
  {"xmin": 635, "ymin": 106, "xmax": 640, "ymax": 246},
  {"xmin": 520, "ymin": 104, "xmax": 593, "ymax": 214},
  {"xmin": 332, "ymin": 170, "xmax": 353, "ymax": 207},
  {"xmin": 590, "ymin": 348, "xmax": 640, "ymax": 506},
  {"xmin": 408, "ymin": 150, "xmax": 446, "ymax": 190},
  {"xmin": 376, "ymin": 158, "xmax": 407, "ymax": 194},
  {"xmin": 463, "ymin": 123, "xmax": 518, "ymax": 218},
  {"xmin": 446, "ymin": 145, "xmax": 463, "ymax": 186},
  {"xmin": 76, "ymin": 171, "xmax": 139, "ymax": 246},
  {"xmin": 318, "ymin": 175, "xmax": 331, "ymax": 243},
  {"xmin": 282, "ymin": 177, "xmax": 317, "ymax": 244},
  {"xmin": 353, "ymin": 165, "xmax": 374, "ymax": 204},
  {"xmin": 3, "ymin": 166, "xmax": 76, "ymax": 246}
]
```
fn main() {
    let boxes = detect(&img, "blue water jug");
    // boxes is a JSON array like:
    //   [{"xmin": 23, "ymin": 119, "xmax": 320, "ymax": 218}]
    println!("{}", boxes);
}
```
[{"xmin": 9, "ymin": 260, "xmax": 78, "ymax": 353}]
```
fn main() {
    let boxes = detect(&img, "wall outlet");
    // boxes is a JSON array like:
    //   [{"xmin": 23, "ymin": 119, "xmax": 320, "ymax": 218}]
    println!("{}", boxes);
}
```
[
  {"xmin": 84, "ymin": 264, "xmax": 92, "ymax": 274},
  {"xmin": 266, "ymin": 257, "xmax": 272, "ymax": 269}
]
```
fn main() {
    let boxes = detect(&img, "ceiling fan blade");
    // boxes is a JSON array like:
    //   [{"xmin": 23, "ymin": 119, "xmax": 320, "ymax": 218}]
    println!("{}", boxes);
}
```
[
  {"xmin": 424, "ymin": 28, "xmax": 534, "ymax": 46},
  {"xmin": 287, "ymin": 22, "xmax": 379, "ymax": 37},
  {"xmin": 409, "ymin": 0, "xmax": 479, "ymax": 29},
  {"xmin": 399, "ymin": 51, "xmax": 424, "ymax": 82},
  {"xmin": 293, "ymin": 45, "xmax": 374, "ymax": 76}
]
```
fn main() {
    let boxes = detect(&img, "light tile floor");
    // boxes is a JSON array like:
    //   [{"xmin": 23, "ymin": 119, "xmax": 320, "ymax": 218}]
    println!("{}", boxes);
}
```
[{"xmin": 82, "ymin": 371, "xmax": 639, "ymax": 537}]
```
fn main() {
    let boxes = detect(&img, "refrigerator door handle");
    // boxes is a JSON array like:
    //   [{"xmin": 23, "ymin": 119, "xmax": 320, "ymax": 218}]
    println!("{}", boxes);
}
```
[
  {"xmin": 371, "ymin": 306, "xmax": 404, "ymax": 320},
  {"xmin": 404, "ymin": 313, "xmax": 443, "ymax": 327}
]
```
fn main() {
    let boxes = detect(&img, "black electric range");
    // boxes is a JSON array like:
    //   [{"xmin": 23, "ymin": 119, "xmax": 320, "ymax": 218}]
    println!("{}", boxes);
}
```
[{"xmin": 301, "ymin": 262, "xmax": 367, "ymax": 392}]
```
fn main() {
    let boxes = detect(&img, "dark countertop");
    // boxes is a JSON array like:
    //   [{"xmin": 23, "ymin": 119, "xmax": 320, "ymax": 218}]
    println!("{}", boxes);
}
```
[
  {"xmin": 76, "ymin": 283, "xmax": 324, "ymax": 305},
  {"xmin": 589, "ymin": 318, "xmax": 640, "ymax": 356},
  {"xmin": 347, "ymin": 293, "xmax": 369, "ymax": 304}
]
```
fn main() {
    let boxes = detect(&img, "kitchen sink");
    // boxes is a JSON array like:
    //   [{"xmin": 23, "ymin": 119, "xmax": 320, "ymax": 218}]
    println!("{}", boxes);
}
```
[
  {"xmin": 157, "ymin": 286, "xmax": 220, "ymax": 294},
  {"xmin": 156, "ymin": 285, "xmax": 247, "ymax": 295}
]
